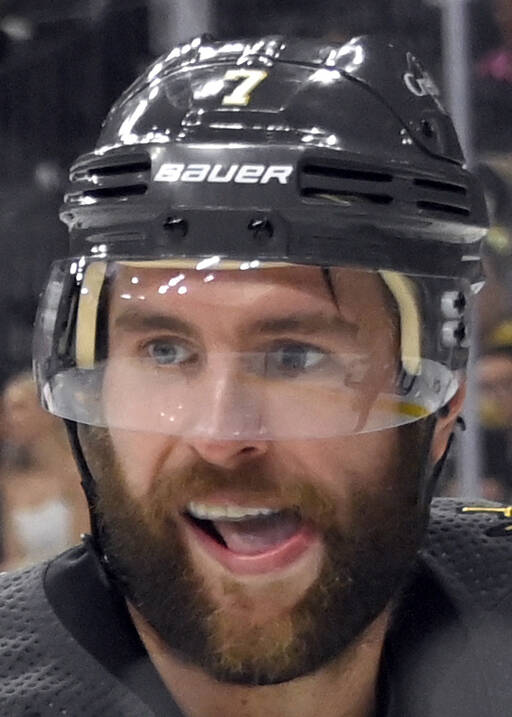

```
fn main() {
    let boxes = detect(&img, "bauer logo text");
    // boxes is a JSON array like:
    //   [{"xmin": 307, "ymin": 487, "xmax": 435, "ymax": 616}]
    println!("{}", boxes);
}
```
[{"xmin": 154, "ymin": 163, "xmax": 294, "ymax": 184}]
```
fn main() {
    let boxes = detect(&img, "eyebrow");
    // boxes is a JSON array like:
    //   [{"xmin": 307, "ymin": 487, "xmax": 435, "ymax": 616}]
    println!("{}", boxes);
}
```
[
  {"xmin": 113, "ymin": 311, "xmax": 202, "ymax": 341},
  {"xmin": 250, "ymin": 313, "xmax": 358, "ymax": 338},
  {"xmin": 113, "ymin": 309, "xmax": 358, "ymax": 340}
]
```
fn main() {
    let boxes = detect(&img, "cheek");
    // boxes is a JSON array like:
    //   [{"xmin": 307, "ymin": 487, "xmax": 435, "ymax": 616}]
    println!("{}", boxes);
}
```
[
  {"xmin": 277, "ymin": 432, "xmax": 400, "ymax": 498},
  {"xmin": 109, "ymin": 429, "xmax": 175, "ymax": 499},
  {"xmin": 340, "ymin": 431, "xmax": 400, "ymax": 478}
]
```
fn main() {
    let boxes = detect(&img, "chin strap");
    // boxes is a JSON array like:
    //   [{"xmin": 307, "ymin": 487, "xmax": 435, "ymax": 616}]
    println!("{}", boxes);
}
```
[
  {"xmin": 65, "ymin": 420, "xmax": 104, "ymax": 557},
  {"xmin": 420, "ymin": 413, "xmax": 465, "ymax": 510},
  {"xmin": 64, "ymin": 420, "xmax": 145, "ymax": 599}
]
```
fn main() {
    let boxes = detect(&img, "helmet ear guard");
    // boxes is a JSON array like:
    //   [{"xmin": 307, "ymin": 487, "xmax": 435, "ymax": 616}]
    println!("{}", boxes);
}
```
[
  {"xmin": 75, "ymin": 262, "xmax": 108, "ymax": 370},
  {"xmin": 380, "ymin": 271, "xmax": 422, "ymax": 377}
]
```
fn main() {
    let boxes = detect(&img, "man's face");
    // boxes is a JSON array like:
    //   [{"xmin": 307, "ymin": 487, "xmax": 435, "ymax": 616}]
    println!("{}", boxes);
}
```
[
  {"xmin": 3, "ymin": 377, "xmax": 56, "ymax": 446},
  {"xmin": 81, "ymin": 264, "xmax": 432, "ymax": 684}
]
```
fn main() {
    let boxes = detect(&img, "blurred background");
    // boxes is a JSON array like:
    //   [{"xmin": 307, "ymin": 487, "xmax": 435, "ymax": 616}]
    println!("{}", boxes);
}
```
[{"xmin": 1, "ymin": 0, "xmax": 512, "ymax": 569}]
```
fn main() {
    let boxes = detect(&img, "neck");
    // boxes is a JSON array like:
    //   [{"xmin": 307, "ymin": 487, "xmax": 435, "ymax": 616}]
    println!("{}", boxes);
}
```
[{"xmin": 129, "ymin": 604, "xmax": 389, "ymax": 717}]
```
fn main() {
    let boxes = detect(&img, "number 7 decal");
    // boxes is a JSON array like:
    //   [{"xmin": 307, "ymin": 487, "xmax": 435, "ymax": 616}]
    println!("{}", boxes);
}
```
[{"xmin": 222, "ymin": 69, "xmax": 268, "ymax": 106}]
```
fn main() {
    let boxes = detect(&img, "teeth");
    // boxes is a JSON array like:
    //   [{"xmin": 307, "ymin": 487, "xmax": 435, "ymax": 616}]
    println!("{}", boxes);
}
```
[{"xmin": 187, "ymin": 502, "xmax": 280, "ymax": 522}]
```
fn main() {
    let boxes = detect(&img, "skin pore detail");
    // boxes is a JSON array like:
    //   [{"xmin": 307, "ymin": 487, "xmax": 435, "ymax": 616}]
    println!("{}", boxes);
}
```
[{"xmin": 77, "ymin": 264, "xmax": 440, "ymax": 717}]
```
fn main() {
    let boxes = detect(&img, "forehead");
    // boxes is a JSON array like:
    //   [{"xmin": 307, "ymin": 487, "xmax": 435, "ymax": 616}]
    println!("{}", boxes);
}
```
[{"xmin": 109, "ymin": 264, "xmax": 392, "ymax": 320}]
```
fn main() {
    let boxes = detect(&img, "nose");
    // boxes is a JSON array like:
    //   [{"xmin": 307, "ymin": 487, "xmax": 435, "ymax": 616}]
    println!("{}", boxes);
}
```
[
  {"xmin": 184, "ymin": 360, "xmax": 270, "ymax": 468},
  {"xmin": 189, "ymin": 438, "xmax": 268, "ymax": 469}
]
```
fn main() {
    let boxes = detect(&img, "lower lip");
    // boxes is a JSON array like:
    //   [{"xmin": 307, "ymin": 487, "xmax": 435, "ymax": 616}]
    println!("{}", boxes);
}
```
[{"xmin": 182, "ymin": 516, "xmax": 319, "ymax": 576}]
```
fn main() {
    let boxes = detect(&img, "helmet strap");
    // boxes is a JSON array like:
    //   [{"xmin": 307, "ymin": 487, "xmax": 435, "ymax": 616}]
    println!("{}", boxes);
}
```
[{"xmin": 65, "ymin": 420, "xmax": 105, "ymax": 562}]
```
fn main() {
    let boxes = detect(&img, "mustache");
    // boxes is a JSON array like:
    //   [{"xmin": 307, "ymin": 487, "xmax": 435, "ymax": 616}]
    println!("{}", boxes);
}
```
[
  {"xmin": 141, "ymin": 459, "xmax": 338, "ymax": 530},
  {"xmin": 81, "ymin": 425, "xmax": 339, "ymax": 530}
]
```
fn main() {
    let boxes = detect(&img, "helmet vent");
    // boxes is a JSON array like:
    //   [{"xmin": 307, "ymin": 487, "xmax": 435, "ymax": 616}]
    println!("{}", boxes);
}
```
[
  {"xmin": 301, "ymin": 163, "xmax": 393, "ymax": 183},
  {"xmin": 87, "ymin": 159, "xmax": 152, "ymax": 177},
  {"xmin": 413, "ymin": 177, "xmax": 470, "ymax": 217},
  {"xmin": 302, "ymin": 188, "xmax": 393, "ymax": 205},
  {"xmin": 417, "ymin": 200, "xmax": 470, "ymax": 217},
  {"xmin": 299, "ymin": 160, "xmax": 472, "ymax": 216},
  {"xmin": 82, "ymin": 184, "xmax": 148, "ymax": 200},
  {"xmin": 300, "ymin": 162, "xmax": 393, "ymax": 205},
  {"xmin": 413, "ymin": 178, "xmax": 467, "ymax": 196},
  {"xmin": 67, "ymin": 152, "xmax": 152, "ymax": 203}
]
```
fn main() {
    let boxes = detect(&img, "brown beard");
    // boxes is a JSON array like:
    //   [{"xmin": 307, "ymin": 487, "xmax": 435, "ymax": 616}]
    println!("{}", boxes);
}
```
[{"xmin": 79, "ymin": 421, "xmax": 433, "ymax": 686}]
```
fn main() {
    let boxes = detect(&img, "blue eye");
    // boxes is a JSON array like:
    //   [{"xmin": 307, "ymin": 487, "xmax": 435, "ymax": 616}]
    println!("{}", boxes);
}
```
[
  {"xmin": 266, "ymin": 344, "xmax": 326, "ymax": 376},
  {"xmin": 147, "ymin": 340, "xmax": 195, "ymax": 366}
]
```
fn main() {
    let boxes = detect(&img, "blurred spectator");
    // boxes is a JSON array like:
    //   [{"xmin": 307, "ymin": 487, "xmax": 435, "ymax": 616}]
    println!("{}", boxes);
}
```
[
  {"xmin": 0, "ymin": 372, "xmax": 89, "ymax": 571},
  {"xmin": 477, "ymin": 320, "xmax": 512, "ymax": 502},
  {"xmin": 475, "ymin": 0, "xmax": 512, "ymax": 153},
  {"xmin": 215, "ymin": 0, "xmax": 441, "ymax": 64},
  {"xmin": 476, "ymin": 158, "xmax": 512, "ymax": 336}
]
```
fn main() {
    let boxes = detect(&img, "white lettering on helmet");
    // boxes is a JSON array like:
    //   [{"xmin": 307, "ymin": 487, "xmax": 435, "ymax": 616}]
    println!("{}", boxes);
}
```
[
  {"xmin": 260, "ymin": 165, "xmax": 294, "ymax": 184},
  {"xmin": 154, "ymin": 163, "xmax": 294, "ymax": 184},
  {"xmin": 234, "ymin": 164, "xmax": 265, "ymax": 183},
  {"xmin": 403, "ymin": 69, "xmax": 445, "ymax": 112},
  {"xmin": 154, "ymin": 163, "xmax": 184, "ymax": 182},
  {"xmin": 180, "ymin": 164, "xmax": 210, "ymax": 182},
  {"xmin": 207, "ymin": 164, "xmax": 239, "ymax": 182},
  {"xmin": 403, "ymin": 71, "xmax": 440, "ymax": 99}
]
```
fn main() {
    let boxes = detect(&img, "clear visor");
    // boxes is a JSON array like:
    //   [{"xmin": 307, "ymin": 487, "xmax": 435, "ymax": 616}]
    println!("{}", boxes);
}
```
[{"xmin": 34, "ymin": 257, "xmax": 459, "ymax": 440}]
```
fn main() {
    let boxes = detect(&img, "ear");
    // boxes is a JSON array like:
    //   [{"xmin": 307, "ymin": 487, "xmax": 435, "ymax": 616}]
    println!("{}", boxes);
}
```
[{"xmin": 431, "ymin": 382, "xmax": 467, "ymax": 464}]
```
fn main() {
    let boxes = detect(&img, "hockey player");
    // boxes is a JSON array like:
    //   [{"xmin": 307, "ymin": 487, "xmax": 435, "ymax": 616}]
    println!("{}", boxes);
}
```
[{"xmin": 1, "ymin": 35, "xmax": 510, "ymax": 717}]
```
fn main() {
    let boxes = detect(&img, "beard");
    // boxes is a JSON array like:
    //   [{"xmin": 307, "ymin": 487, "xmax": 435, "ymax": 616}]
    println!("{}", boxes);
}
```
[{"xmin": 78, "ymin": 420, "xmax": 433, "ymax": 686}]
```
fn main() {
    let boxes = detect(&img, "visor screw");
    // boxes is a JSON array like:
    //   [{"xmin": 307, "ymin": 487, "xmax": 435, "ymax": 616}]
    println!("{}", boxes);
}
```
[
  {"xmin": 442, "ymin": 320, "xmax": 468, "ymax": 347},
  {"xmin": 454, "ymin": 322, "xmax": 466, "ymax": 343},
  {"xmin": 454, "ymin": 292, "xmax": 466, "ymax": 312},
  {"xmin": 248, "ymin": 217, "xmax": 273, "ymax": 242},
  {"xmin": 164, "ymin": 216, "xmax": 188, "ymax": 239},
  {"xmin": 421, "ymin": 119, "xmax": 435, "ymax": 139},
  {"xmin": 441, "ymin": 290, "xmax": 466, "ymax": 319}
]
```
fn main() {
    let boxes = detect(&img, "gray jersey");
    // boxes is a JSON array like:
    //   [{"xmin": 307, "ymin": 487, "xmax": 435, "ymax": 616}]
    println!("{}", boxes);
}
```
[{"xmin": 0, "ymin": 559, "xmax": 158, "ymax": 717}]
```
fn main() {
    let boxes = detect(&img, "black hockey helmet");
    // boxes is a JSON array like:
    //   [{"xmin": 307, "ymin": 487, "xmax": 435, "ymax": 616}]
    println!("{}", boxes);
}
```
[{"xmin": 34, "ymin": 35, "xmax": 488, "ymax": 444}]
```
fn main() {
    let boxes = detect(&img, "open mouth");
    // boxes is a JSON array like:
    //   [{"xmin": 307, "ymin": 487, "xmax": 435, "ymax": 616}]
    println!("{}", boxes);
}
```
[
  {"xmin": 186, "ymin": 513, "xmax": 228, "ymax": 546},
  {"xmin": 181, "ymin": 502, "xmax": 319, "ymax": 575},
  {"xmin": 184, "ymin": 506, "xmax": 303, "ymax": 555}
]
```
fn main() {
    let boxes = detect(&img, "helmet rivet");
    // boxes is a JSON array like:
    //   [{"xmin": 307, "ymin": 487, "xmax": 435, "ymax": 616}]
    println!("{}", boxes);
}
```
[
  {"xmin": 442, "ymin": 320, "xmax": 468, "ymax": 347},
  {"xmin": 420, "ymin": 119, "xmax": 435, "ymax": 139},
  {"xmin": 163, "ymin": 216, "xmax": 188, "ymax": 238},
  {"xmin": 441, "ymin": 290, "xmax": 466, "ymax": 319},
  {"xmin": 248, "ymin": 217, "xmax": 273, "ymax": 241},
  {"xmin": 454, "ymin": 322, "xmax": 466, "ymax": 343},
  {"xmin": 454, "ymin": 292, "xmax": 466, "ymax": 312}
]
